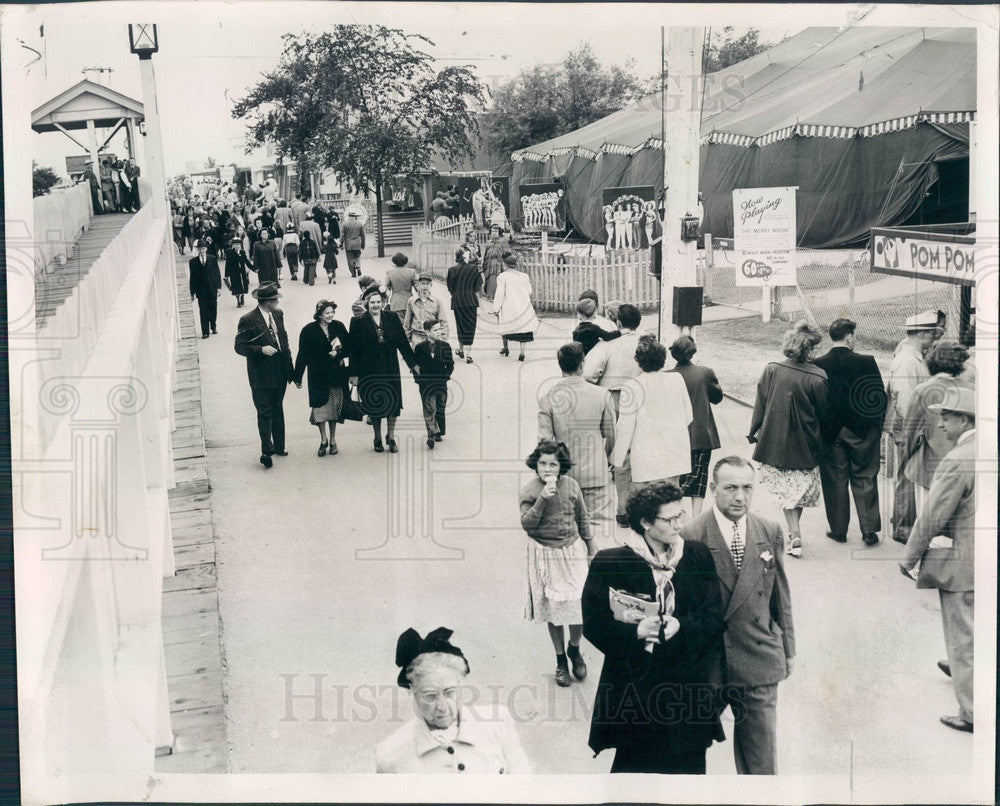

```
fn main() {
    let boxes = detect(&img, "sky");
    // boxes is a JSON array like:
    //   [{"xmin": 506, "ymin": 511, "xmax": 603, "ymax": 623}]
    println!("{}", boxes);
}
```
[{"xmin": 7, "ymin": 2, "xmax": 989, "ymax": 178}]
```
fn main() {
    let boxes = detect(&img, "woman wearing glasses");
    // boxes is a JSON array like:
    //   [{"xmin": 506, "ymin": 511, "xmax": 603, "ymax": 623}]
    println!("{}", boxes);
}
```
[{"xmin": 582, "ymin": 480, "xmax": 725, "ymax": 774}]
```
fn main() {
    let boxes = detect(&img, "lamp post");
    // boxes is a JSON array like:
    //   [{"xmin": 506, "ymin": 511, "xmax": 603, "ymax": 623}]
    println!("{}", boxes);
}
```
[{"xmin": 129, "ymin": 23, "xmax": 167, "ymax": 217}]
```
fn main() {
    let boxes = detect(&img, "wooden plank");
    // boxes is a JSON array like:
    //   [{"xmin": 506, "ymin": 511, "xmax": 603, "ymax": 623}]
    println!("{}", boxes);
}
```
[
  {"xmin": 165, "ymin": 670, "xmax": 224, "ymax": 713},
  {"xmin": 162, "ymin": 586, "xmax": 218, "ymax": 618},
  {"xmin": 169, "ymin": 491, "xmax": 211, "ymax": 512},
  {"xmin": 172, "ymin": 539, "xmax": 215, "ymax": 569},
  {"xmin": 170, "ymin": 508, "xmax": 212, "ymax": 529},
  {"xmin": 164, "ymin": 634, "xmax": 223, "ymax": 677},
  {"xmin": 161, "ymin": 609, "xmax": 220, "ymax": 644},
  {"xmin": 162, "ymin": 562, "xmax": 217, "ymax": 594},
  {"xmin": 154, "ymin": 706, "xmax": 227, "ymax": 773}
]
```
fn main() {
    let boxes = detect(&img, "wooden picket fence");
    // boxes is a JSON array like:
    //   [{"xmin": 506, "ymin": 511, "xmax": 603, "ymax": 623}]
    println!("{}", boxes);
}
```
[{"xmin": 520, "ymin": 249, "xmax": 660, "ymax": 313}]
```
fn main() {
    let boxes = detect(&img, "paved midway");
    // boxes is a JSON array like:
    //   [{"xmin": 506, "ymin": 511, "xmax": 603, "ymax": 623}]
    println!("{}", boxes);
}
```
[{"xmin": 185, "ymin": 244, "xmax": 972, "ymax": 777}]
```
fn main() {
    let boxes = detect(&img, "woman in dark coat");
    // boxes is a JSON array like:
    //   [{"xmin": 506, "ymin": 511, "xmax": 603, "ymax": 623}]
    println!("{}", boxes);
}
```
[
  {"xmin": 445, "ymin": 247, "xmax": 483, "ymax": 363},
  {"xmin": 251, "ymin": 228, "xmax": 282, "ymax": 287},
  {"xmin": 668, "ymin": 336, "xmax": 723, "ymax": 517},
  {"xmin": 348, "ymin": 286, "xmax": 418, "ymax": 453},
  {"xmin": 180, "ymin": 207, "xmax": 197, "ymax": 253},
  {"xmin": 582, "ymin": 480, "xmax": 725, "ymax": 774},
  {"xmin": 224, "ymin": 239, "xmax": 252, "ymax": 308},
  {"xmin": 322, "ymin": 230, "xmax": 340, "ymax": 284},
  {"xmin": 748, "ymin": 320, "xmax": 829, "ymax": 557},
  {"xmin": 294, "ymin": 300, "xmax": 351, "ymax": 456}
]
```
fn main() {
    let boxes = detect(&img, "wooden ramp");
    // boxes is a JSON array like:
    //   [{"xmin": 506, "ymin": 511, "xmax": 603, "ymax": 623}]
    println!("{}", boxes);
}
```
[
  {"xmin": 155, "ymin": 252, "xmax": 228, "ymax": 773},
  {"xmin": 35, "ymin": 213, "xmax": 135, "ymax": 328}
]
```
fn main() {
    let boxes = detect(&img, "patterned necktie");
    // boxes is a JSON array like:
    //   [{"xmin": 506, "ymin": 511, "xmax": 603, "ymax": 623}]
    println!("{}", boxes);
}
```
[
  {"xmin": 267, "ymin": 313, "xmax": 277, "ymax": 340},
  {"xmin": 731, "ymin": 521, "xmax": 744, "ymax": 570}
]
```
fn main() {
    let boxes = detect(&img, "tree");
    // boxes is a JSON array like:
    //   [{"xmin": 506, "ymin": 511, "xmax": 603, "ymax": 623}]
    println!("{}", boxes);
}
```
[
  {"xmin": 482, "ymin": 44, "xmax": 646, "ymax": 158},
  {"xmin": 702, "ymin": 27, "xmax": 773, "ymax": 73},
  {"xmin": 232, "ymin": 26, "xmax": 486, "ymax": 256},
  {"xmin": 204, "ymin": 156, "xmax": 218, "ymax": 169},
  {"xmin": 32, "ymin": 163, "xmax": 60, "ymax": 197}
]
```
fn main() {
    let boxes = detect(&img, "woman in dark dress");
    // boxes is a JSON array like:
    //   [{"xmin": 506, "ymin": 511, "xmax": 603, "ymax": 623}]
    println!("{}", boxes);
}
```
[
  {"xmin": 251, "ymin": 228, "xmax": 282, "ymax": 287},
  {"xmin": 294, "ymin": 300, "xmax": 351, "ymax": 457},
  {"xmin": 582, "ymin": 480, "xmax": 725, "ymax": 774},
  {"xmin": 348, "ymin": 286, "xmax": 418, "ymax": 453},
  {"xmin": 322, "ymin": 230, "xmax": 340, "ymax": 284},
  {"xmin": 445, "ymin": 247, "xmax": 483, "ymax": 363},
  {"xmin": 224, "ymin": 238, "xmax": 252, "ymax": 308}
]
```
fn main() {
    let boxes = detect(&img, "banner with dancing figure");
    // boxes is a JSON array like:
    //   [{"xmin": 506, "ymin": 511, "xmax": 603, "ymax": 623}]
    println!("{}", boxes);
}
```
[
  {"xmin": 733, "ymin": 186, "xmax": 798, "ymax": 287},
  {"xmin": 602, "ymin": 186, "xmax": 657, "ymax": 251},
  {"xmin": 518, "ymin": 182, "xmax": 566, "ymax": 233}
]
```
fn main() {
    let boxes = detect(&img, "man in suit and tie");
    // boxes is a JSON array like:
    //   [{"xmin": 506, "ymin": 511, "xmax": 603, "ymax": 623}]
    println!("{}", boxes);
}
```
[
  {"xmin": 813, "ymin": 318, "xmax": 888, "ymax": 545},
  {"xmin": 900, "ymin": 386, "xmax": 976, "ymax": 733},
  {"xmin": 538, "ymin": 342, "xmax": 616, "ymax": 546},
  {"xmin": 234, "ymin": 282, "xmax": 294, "ymax": 468},
  {"xmin": 340, "ymin": 211, "xmax": 366, "ymax": 277},
  {"xmin": 679, "ymin": 455, "xmax": 794, "ymax": 775},
  {"xmin": 189, "ymin": 239, "xmax": 222, "ymax": 339}
]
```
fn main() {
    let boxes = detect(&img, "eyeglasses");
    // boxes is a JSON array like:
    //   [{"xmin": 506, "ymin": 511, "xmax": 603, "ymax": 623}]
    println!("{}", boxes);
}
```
[{"xmin": 655, "ymin": 512, "xmax": 686, "ymax": 526}]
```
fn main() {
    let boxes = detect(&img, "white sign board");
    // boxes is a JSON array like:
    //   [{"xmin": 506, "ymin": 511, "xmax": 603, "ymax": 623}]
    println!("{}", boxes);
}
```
[
  {"xmin": 870, "ymin": 230, "xmax": 975, "ymax": 286},
  {"xmin": 733, "ymin": 186, "xmax": 797, "ymax": 286}
]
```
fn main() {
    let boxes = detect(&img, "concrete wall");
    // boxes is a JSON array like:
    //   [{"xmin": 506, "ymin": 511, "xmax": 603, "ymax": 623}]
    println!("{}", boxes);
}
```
[{"xmin": 14, "ymin": 205, "xmax": 180, "ymax": 802}]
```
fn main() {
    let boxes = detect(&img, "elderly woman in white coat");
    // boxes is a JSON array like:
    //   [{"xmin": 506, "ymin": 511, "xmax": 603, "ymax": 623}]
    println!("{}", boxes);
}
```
[
  {"xmin": 612, "ymin": 336, "xmax": 693, "ymax": 491},
  {"xmin": 375, "ymin": 627, "xmax": 530, "ymax": 774},
  {"xmin": 491, "ymin": 253, "xmax": 539, "ymax": 361}
]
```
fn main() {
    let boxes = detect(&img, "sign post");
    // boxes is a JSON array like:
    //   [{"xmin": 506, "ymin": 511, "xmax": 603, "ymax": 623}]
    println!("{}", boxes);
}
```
[{"xmin": 732, "ymin": 186, "xmax": 798, "ymax": 323}]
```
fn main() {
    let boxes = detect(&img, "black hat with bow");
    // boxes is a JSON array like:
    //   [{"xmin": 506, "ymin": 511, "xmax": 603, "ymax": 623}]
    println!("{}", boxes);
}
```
[{"xmin": 395, "ymin": 627, "xmax": 469, "ymax": 688}]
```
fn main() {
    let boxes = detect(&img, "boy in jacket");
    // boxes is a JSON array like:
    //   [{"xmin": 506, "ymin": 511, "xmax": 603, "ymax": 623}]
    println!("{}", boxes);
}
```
[{"xmin": 413, "ymin": 319, "xmax": 454, "ymax": 448}]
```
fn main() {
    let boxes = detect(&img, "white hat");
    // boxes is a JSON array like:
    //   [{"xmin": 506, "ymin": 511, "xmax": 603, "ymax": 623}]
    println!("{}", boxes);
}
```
[
  {"xmin": 904, "ymin": 310, "xmax": 939, "ymax": 331},
  {"xmin": 926, "ymin": 386, "xmax": 975, "ymax": 417}
]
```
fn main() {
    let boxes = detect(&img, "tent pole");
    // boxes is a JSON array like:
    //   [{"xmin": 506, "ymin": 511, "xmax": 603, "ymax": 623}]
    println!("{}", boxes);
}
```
[{"xmin": 659, "ymin": 25, "xmax": 665, "ymax": 342}]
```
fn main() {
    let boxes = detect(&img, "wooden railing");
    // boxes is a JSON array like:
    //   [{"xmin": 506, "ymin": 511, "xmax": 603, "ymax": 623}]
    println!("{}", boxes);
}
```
[
  {"xmin": 33, "ymin": 183, "xmax": 92, "ymax": 273},
  {"xmin": 521, "ymin": 249, "xmax": 660, "ymax": 313}
]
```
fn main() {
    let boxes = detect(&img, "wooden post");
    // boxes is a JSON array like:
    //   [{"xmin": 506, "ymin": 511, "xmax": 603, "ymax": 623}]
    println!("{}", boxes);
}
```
[
  {"xmin": 761, "ymin": 287, "xmax": 772, "ymax": 323},
  {"xmin": 541, "ymin": 230, "xmax": 549, "ymax": 261}
]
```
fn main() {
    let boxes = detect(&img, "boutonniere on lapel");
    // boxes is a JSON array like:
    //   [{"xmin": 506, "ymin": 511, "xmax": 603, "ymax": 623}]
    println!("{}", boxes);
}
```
[{"xmin": 760, "ymin": 550, "xmax": 774, "ymax": 569}]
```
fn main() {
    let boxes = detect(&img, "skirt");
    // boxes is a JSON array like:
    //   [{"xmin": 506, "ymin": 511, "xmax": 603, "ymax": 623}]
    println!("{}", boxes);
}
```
[
  {"xmin": 454, "ymin": 305, "xmax": 478, "ymax": 346},
  {"xmin": 502, "ymin": 332, "xmax": 534, "ymax": 343},
  {"xmin": 759, "ymin": 463, "xmax": 822, "ymax": 508},
  {"xmin": 679, "ymin": 449, "xmax": 712, "ymax": 499},
  {"xmin": 309, "ymin": 385, "xmax": 344, "ymax": 425},
  {"xmin": 524, "ymin": 538, "xmax": 588, "ymax": 625}
]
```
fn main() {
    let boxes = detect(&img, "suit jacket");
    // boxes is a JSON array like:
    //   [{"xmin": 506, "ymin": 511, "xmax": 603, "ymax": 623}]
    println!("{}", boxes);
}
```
[
  {"xmin": 234, "ymin": 307, "xmax": 293, "ymax": 389},
  {"xmin": 189, "ymin": 255, "xmax": 222, "ymax": 298},
  {"xmin": 680, "ymin": 510, "xmax": 794, "ymax": 687},
  {"xmin": 812, "ymin": 345, "xmax": 886, "ymax": 440},
  {"xmin": 413, "ymin": 340, "xmax": 454, "ymax": 391},
  {"xmin": 446, "ymin": 262, "xmax": 482, "ymax": 309},
  {"xmin": 903, "ymin": 432, "xmax": 975, "ymax": 592},
  {"xmin": 581, "ymin": 543, "xmax": 726, "ymax": 754},
  {"xmin": 583, "ymin": 330, "xmax": 642, "ymax": 391},
  {"xmin": 669, "ymin": 362, "xmax": 723, "ymax": 451},
  {"xmin": 748, "ymin": 360, "xmax": 828, "ymax": 469},
  {"xmin": 537, "ymin": 376, "xmax": 615, "ymax": 489},
  {"xmin": 341, "ymin": 219, "xmax": 365, "ymax": 251},
  {"xmin": 386, "ymin": 265, "xmax": 419, "ymax": 312}
]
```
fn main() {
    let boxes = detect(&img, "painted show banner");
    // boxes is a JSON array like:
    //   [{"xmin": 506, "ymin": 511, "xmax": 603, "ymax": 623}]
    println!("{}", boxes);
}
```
[
  {"xmin": 601, "ymin": 186, "xmax": 657, "ymax": 250},
  {"xmin": 519, "ymin": 182, "xmax": 566, "ymax": 233},
  {"xmin": 733, "ymin": 186, "xmax": 797, "ymax": 287},
  {"xmin": 870, "ymin": 227, "xmax": 976, "ymax": 286},
  {"xmin": 456, "ymin": 175, "xmax": 511, "ymax": 230}
]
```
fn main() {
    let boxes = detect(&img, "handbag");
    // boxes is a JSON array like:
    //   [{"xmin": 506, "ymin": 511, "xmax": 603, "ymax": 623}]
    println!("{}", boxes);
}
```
[{"xmin": 340, "ymin": 384, "xmax": 364, "ymax": 422}]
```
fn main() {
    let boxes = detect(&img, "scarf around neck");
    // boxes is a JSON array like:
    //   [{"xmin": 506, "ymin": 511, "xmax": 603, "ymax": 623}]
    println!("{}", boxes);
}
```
[{"xmin": 619, "ymin": 531, "xmax": 684, "ymax": 616}]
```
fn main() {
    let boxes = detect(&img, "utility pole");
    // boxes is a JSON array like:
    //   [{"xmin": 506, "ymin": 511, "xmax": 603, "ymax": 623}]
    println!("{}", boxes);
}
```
[
  {"xmin": 659, "ymin": 27, "xmax": 704, "ymax": 344},
  {"xmin": 128, "ymin": 25, "xmax": 168, "ymax": 217}
]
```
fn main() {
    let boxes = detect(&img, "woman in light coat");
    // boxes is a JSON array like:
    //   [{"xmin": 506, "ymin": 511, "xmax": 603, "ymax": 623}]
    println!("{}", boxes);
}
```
[
  {"xmin": 612, "ymin": 336, "xmax": 693, "ymax": 488},
  {"xmin": 491, "ymin": 254, "xmax": 538, "ymax": 361}
]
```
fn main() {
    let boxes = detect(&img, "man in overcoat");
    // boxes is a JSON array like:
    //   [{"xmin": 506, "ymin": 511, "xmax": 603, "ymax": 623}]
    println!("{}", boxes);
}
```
[
  {"xmin": 679, "ymin": 455, "xmax": 795, "ymax": 774},
  {"xmin": 189, "ymin": 239, "xmax": 222, "ymax": 339},
  {"xmin": 900, "ymin": 386, "xmax": 976, "ymax": 733},
  {"xmin": 234, "ymin": 282, "xmax": 294, "ymax": 468},
  {"xmin": 812, "ymin": 318, "xmax": 887, "ymax": 545}
]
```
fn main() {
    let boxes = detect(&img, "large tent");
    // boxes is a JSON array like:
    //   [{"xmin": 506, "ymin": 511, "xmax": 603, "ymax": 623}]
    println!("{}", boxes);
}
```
[{"xmin": 510, "ymin": 27, "xmax": 975, "ymax": 248}]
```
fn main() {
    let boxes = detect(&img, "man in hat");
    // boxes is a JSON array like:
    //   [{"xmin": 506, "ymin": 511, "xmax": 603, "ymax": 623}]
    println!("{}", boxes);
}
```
[
  {"xmin": 234, "ymin": 282, "xmax": 294, "ymax": 468},
  {"xmin": 899, "ymin": 386, "xmax": 975, "ymax": 733},
  {"xmin": 885, "ymin": 309, "xmax": 939, "ymax": 542},
  {"xmin": 298, "ymin": 210, "xmax": 323, "ymax": 251},
  {"xmin": 189, "ymin": 239, "xmax": 223, "ymax": 339},
  {"xmin": 386, "ymin": 253, "xmax": 419, "ymax": 315},
  {"xmin": 813, "ymin": 318, "xmax": 887, "ymax": 545},
  {"xmin": 341, "ymin": 211, "xmax": 366, "ymax": 277},
  {"xmin": 893, "ymin": 308, "xmax": 946, "ymax": 357},
  {"xmin": 403, "ymin": 272, "xmax": 448, "ymax": 346}
]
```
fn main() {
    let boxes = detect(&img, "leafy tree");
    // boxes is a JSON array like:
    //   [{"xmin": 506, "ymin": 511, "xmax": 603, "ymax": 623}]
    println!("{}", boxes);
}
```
[
  {"xmin": 204, "ymin": 156, "xmax": 218, "ymax": 169},
  {"xmin": 32, "ymin": 163, "xmax": 60, "ymax": 197},
  {"xmin": 702, "ymin": 27, "xmax": 773, "ymax": 73},
  {"xmin": 482, "ymin": 44, "xmax": 646, "ymax": 158},
  {"xmin": 232, "ymin": 26, "xmax": 486, "ymax": 255}
]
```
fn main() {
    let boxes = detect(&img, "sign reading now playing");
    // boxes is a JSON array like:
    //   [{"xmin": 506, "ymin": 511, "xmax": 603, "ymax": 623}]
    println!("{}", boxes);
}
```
[{"xmin": 870, "ymin": 226, "xmax": 976, "ymax": 286}]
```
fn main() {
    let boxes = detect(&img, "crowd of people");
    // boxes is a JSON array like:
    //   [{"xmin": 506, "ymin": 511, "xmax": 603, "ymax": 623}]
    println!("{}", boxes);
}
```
[{"xmin": 179, "ymin": 178, "xmax": 978, "ymax": 772}]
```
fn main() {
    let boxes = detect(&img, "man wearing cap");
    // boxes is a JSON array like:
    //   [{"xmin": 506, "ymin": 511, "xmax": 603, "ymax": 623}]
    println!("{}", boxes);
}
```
[
  {"xmin": 812, "ymin": 318, "xmax": 887, "ymax": 545},
  {"xmin": 403, "ymin": 273, "xmax": 448, "ymax": 346},
  {"xmin": 899, "ymin": 386, "xmax": 976, "ymax": 733},
  {"xmin": 341, "ymin": 211, "xmax": 366, "ymax": 277},
  {"xmin": 893, "ymin": 309, "xmax": 945, "ymax": 357},
  {"xmin": 386, "ymin": 253, "xmax": 419, "ymax": 315},
  {"xmin": 189, "ymin": 239, "xmax": 223, "ymax": 339},
  {"xmin": 234, "ymin": 282, "xmax": 294, "ymax": 468},
  {"xmin": 885, "ymin": 310, "xmax": 938, "ymax": 542}
]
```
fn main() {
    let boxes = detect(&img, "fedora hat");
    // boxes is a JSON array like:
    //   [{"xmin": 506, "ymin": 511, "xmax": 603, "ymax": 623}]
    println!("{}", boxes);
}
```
[
  {"xmin": 391, "ymin": 252, "xmax": 409, "ymax": 267},
  {"xmin": 927, "ymin": 386, "xmax": 975, "ymax": 417},
  {"xmin": 252, "ymin": 282, "xmax": 281, "ymax": 301}
]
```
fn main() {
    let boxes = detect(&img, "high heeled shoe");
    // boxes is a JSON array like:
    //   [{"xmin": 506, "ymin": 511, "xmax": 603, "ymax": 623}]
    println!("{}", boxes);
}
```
[
  {"xmin": 786, "ymin": 534, "xmax": 803, "ymax": 557},
  {"xmin": 373, "ymin": 438, "xmax": 384, "ymax": 453},
  {"xmin": 499, "ymin": 347, "xmax": 509, "ymax": 356},
  {"xmin": 387, "ymin": 438, "xmax": 398, "ymax": 453},
  {"xmin": 466, "ymin": 355, "xmax": 473, "ymax": 364},
  {"xmin": 455, "ymin": 347, "xmax": 465, "ymax": 359},
  {"xmin": 518, "ymin": 353, "xmax": 525, "ymax": 362},
  {"xmin": 317, "ymin": 441, "xmax": 328, "ymax": 457}
]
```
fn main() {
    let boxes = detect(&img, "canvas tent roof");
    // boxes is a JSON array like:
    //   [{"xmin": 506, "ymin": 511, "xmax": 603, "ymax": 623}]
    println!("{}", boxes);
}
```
[{"xmin": 510, "ymin": 27, "xmax": 975, "ymax": 247}]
